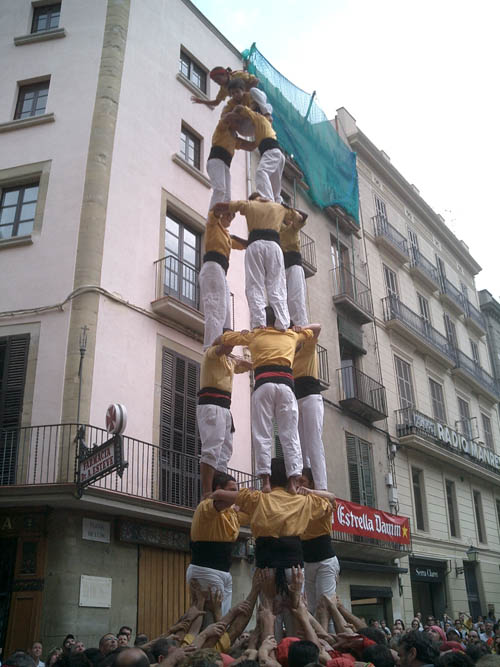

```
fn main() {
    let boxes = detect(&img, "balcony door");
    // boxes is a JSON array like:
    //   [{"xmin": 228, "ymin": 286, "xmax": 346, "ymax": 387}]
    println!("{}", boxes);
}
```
[
  {"xmin": 164, "ymin": 213, "xmax": 200, "ymax": 309},
  {"xmin": 330, "ymin": 236, "xmax": 352, "ymax": 296}
]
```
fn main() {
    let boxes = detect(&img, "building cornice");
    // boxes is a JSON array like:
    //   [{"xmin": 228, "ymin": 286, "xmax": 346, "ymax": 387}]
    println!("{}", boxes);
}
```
[
  {"xmin": 181, "ymin": 0, "xmax": 243, "ymax": 61},
  {"xmin": 479, "ymin": 289, "xmax": 500, "ymax": 323},
  {"xmin": 348, "ymin": 130, "xmax": 482, "ymax": 276}
]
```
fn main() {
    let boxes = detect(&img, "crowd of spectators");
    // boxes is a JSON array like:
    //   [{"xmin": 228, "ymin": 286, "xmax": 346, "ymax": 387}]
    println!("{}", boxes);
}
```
[{"xmin": 3, "ymin": 578, "xmax": 500, "ymax": 667}]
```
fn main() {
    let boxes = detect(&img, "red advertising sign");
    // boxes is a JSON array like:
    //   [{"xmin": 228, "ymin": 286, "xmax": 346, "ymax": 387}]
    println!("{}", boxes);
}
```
[{"xmin": 332, "ymin": 498, "xmax": 411, "ymax": 545}]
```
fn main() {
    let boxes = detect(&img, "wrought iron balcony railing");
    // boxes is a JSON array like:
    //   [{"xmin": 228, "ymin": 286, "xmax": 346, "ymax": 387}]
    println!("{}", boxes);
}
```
[
  {"xmin": 372, "ymin": 215, "xmax": 409, "ymax": 259},
  {"xmin": 316, "ymin": 344, "xmax": 330, "ymax": 388},
  {"xmin": 331, "ymin": 265, "xmax": 373, "ymax": 323},
  {"xmin": 464, "ymin": 299, "xmax": 486, "ymax": 332},
  {"xmin": 337, "ymin": 366, "xmax": 387, "ymax": 422},
  {"xmin": 453, "ymin": 349, "xmax": 499, "ymax": 399},
  {"xmin": 299, "ymin": 230, "xmax": 317, "ymax": 276},
  {"xmin": 409, "ymin": 249, "xmax": 440, "ymax": 287},
  {"xmin": 382, "ymin": 295, "xmax": 456, "ymax": 363},
  {"xmin": 440, "ymin": 277, "xmax": 465, "ymax": 313},
  {"xmin": 154, "ymin": 255, "xmax": 200, "ymax": 310},
  {"xmin": 0, "ymin": 424, "xmax": 255, "ymax": 510}
]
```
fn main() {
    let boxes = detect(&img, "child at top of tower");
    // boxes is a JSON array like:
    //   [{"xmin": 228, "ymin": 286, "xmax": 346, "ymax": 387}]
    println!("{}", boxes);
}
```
[{"xmin": 191, "ymin": 66, "xmax": 259, "ymax": 109}]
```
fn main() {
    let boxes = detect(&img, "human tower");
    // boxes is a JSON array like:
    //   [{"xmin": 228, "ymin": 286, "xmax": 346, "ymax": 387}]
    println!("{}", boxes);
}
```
[{"xmin": 187, "ymin": 65, "xmax": 338, "ymax": 628}]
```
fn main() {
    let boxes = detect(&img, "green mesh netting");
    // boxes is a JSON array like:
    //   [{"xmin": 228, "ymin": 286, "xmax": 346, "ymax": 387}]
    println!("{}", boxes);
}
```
[{"xmin": 243, "ymin": 44, "xmax": 359, "ymax": 224}]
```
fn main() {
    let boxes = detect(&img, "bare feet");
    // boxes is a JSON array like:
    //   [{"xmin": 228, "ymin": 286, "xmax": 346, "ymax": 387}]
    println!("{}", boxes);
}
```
[
  {"xmin": 261, "ymin": 474, "xmax": 271, "ymax": 493},
  {"xmin": 287, "ymin": 475, "xmax": 301, "ymax": 494}
]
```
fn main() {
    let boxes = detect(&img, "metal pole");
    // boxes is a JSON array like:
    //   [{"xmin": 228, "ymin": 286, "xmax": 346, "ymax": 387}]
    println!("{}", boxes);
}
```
[{"xmin": 304, "ymin": 91, "xmax": 316, "ymax": 122}]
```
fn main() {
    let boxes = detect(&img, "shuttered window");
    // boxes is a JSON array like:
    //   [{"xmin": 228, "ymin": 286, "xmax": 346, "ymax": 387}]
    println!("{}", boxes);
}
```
[
  {"xmin": 0, "ymin": 335, "xmax": 30, "ymax": 485},
  {"xmin": 374, "ymin": 195, "xmax": 388, "ymax": 221},
  {"xmin": 443, "ymin": 313, "xmax": 458, "ymax": 348},
  {"xmin": 346, "ymin": 433, "xmax": 376, "ymax": 507},
  {"xmin": 394, "ymin": 355, "xmax": 415, "ymax": 409},
  {"xmin": 160, "ymin": 348, "xmax": 200, "ymax": 507},
  {"xmin": 429, "ymin": 378, "xmax": 446, "ymax": 423},
  {"xmin": 412, "ymin": 467, "xmax": 427, "ymax": 531}
]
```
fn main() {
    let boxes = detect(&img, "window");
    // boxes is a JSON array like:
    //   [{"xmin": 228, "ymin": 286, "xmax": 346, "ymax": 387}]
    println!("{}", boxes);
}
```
[
  {"xmin": 374, "ymin": 194, "xmax": 388, "ymax": 221},
  {"xmin": 383, "ymin": 264, "xmax": 399, "ymax": 298},
  {"xmin": 443, "ymin": 313, "xmax": 458, "ymax": 349},
  {"xmin": 14, "ymin": 81, "xmax": 49, "ymax": 119},
  {"xmin": 457, "ymin": 397, "xmax": 472, "ymax": 439},
  {"xmin": 445, "ymin": 479, "xmax": 460, "ymax": 537},
  {"xmin": 31, "ymin": 3, "xmax": 61, "ymax": 33},
  {"xmin": 346, "ymin": 433, "xmax": 376, "ymax": 507},
  {"xmin": 470, "ymin": 339, "xmax": 480, "ymax": 365},
  {"xmin": 0, "ymin": 183, "xmax": 39, "ymax": 240},
  {"xmin": 436, "ymin": 255, "xmax": 446, "ymax": 289},
  {"xmin": 412, "ymin": 467, "xmax": 427, "ymax": 531},
  {"xmin": 429, "ymin": 378, "xmax": 446, "ymax": 423},
  {"xmin": 408, "ymin": 227, "xmax": 419, "ymax": 262},
  {"xmin": 180, "ymin": 125, "xmax": 201, "ymax": 170},
  {"xmin": 473, "ymin": 490, "xmax": 486, "ymax": 544},
  {"xmin": 496, "ymin": 498, "xmax": 500, "ymax": 533},
  {"xmin": 0, "ymin": 334, "xmax": 30, "ymax": 484},
  {"xmin": 163, "ymin": 212, "xmax": 201, "ymax": 308},
  {"xmin": 394, "ymin": 355, "xmax": 415, "ymax": 409},
  {"xmin": 482, "ymin": 414, "xmax": 494, "ymax": 449},
  {"xmin": 159, "ymin": 347, "xmax": 200, "ymax": 506},
  {"xmin": 330, "ymin": 236, "xmax": 350, "ymax": 270},
  {"xmin": 418, "ymin": 293, "xmax": 431, "ymax": 327},
  {"xmin": 179, "ymin": 50, "xmax": 207, "ymax": 93}
]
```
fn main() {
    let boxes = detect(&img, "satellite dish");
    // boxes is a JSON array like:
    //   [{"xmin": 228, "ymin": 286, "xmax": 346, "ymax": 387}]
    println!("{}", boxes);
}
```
[{"xmin": 105, "ymin": 403, "xmax": 127, "ymax": 435}]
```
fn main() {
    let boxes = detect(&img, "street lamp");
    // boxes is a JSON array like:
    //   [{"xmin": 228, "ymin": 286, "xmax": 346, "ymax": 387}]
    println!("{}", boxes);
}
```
[
  {"xmin": 76, "ymin": 326, "xmax": 88, "ymax": 452},
  {"xmin": 466, "ymin": 545, "xmax": 479, "ymax": 562}
]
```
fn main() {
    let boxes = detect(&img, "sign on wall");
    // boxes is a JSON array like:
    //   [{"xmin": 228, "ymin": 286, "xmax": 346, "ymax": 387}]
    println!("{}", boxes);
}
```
[
  {"xmin": 79, "ymin": 575, "xmax": 112, "ymax": 608},
  {"xmin": 332, "ymin": 498, "xmax": 411, "ymax": 546},
  {"xmin": 82, "ymin": 518, "xmax": 111, "ymax": 543}
]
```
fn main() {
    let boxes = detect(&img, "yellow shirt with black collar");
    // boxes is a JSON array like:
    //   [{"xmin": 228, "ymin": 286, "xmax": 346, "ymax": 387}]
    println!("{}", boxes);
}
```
[
  {"xmin": 200, "ymin": 345, "xmax": 248, "ymax": 394},
  {"xmin": 279, "ymin": 215, "xmax": 307, "ymax": 253},
  {"xmin": 236, "ymin": 106, "xmax": 276, "ymax": 145},
  {"xmin": 227, "ymin": 200, "xmax": 302, "ymax": 234},
  {"xmin": 293, "ymin": 338, "xmax": 318, "ymax": 380},
  {"xmin": 214, "ymin": 70, "xmax": 257, "ymax": 105},
  {"xmin": 205, "ymin": 212, "xmax": 245, "ymax": 259},
  {"xmin": 235, "ymin": 486, "xmax": 331, "ymax": 538},
  {"xmin": 221, "ymin": 327, "xmax": 314, "ymax": 370}
]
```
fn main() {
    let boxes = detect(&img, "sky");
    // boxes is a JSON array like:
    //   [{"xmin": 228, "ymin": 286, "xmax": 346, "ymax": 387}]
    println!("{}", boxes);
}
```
[{"xmin": 191, "ymin": 0, "xmax": 500, "ymax": 297}]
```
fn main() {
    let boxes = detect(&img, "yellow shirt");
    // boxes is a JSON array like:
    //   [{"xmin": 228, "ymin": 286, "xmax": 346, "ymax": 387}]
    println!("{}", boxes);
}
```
[
  {"xmin": 200, "ymin": 346, "xmax": 248, "ymax": 393},
  {"xmin": 222, "ymin": 327, "xmax": 314, "ymax": 369},
  {"xmin": 214, "ymin": 70, "xmax": 257, "ymax": 104},
  {"xmin": 235, "ymin": 487, "xmax": 331, "ymax": 538},
  {"xmin": 237, "ymin": 106, "xmax": 276, "ymax": 145},
  {"xmin": 293, "ymin": 338, "xmax": 318, "ymax": 380},
  {"xmin": 190, "ymin": 498, "xmax": 240, "ymax": 542},
  {"xmin": 182, "ymin": 632, "xmax": 231, "ymax": 653},
  {"xmin": 302, "ymin": 504, "xmax": 333, "ymax": 541},
  {"xmin": 227, "ymin": 200, "xmax": 302, "ymax": 233},
  {"xmin": 211, "ymin": 118, "xmax": 238, "ymax": 155},
  {"xmin": 205, "ymin": 212, "xmax": 245, "ymax": 258},
  {"xmin": 221, "ymin": 91, "xmax": 252, "ymax": 114},
  {"xmin": 279, "ymin": 216, "xmax": 306, "ymax": 253}
]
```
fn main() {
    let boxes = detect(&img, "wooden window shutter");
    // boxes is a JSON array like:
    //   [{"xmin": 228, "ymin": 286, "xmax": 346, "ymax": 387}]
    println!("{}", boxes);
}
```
[
  {"xmin": 346, "ymin": 433, "xmax": 361, "ymax": 504},
  {"xmin": 358, "ymin": 438, "xmax": 376, "ymax": 507},
  {"xmin": 0, "ymin": 334, "xmax": 30, "ymax": 430}
]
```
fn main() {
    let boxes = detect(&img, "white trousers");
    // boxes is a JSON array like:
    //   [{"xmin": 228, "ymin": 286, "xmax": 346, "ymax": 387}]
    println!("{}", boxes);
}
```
[
  {"xmin": 252, "ymin": 383, "xmax": 302, "ymax": 477},
  {"xmin": 304, "ymin": 556, "xmax": 340, "ymax": 614},
  {"xmin": 186, "ymin": 564, "xmax": 232, "ymax": 616},
  {"xmin": 197, "ymin": 404, "xmax": 233, "ymax": 472},
  {"xmin": 207, "ymin": 158, "xmax": 231, "ymax": 211},
  {"xmin": 286, "ymin": 264, "xmax": 308, "ymax": 327},
  {"xmin": 245, "ymin": 240, "xmax": 289, "ymax": 330},
  {"xmin": 256, "ymin": 148, "xmax": 285, "ymax": 203},
  {"xmin": 298, "ymin": 394, "xmax": 327, "ymax": 490},
  {"xmin": 199, "ymin": 261, "xmax": 232, "ymax": 349}
]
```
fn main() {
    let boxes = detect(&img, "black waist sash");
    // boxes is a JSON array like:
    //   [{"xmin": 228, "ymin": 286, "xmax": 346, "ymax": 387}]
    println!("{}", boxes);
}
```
[
  {"xmin": 256, "ymin": 536, "xmax": 303, "ymax": 595},
  {"xmin": 254, "ymin": 365, "xmax": 294, "ymax": 391},
  {"xmin": 294, "ymin": 376, "xmax": 322, "ymax": 399},
  {"xmin": 203, "ymin": 251, "xmax": 229, "ymax": 274},
  {"xmin": 208, "ymin": 145, "xmax": 233, "ymax": 168},
  {"xmin": 302, "ymin": 534, "xmax": 336, "ymax": 563},
  {"xmin": 190, "ymin": 540, "xmax": 233, "ymax": 572},
  {"xmin": 283, "ymin": 250, "xmax": 303, "ymax": 268},
  {"xmin": 258, "ymin": 137, "xmax": 281, "ymax": 156},
  {"xmin": 248, "ymin": 228, "xmax": 280, "ymax": 245},
  {"xmin": 198, "ymin": 386, "xmax": 231, "ymax": 409}
]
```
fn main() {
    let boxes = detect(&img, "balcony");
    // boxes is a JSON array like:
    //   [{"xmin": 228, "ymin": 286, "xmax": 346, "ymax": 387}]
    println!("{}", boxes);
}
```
[
  {"xmin": 408, "ymin": 249, "xmax": 440, "ymax": 291},
  {"xmin": 331, "ymin": 265, "xmax": 374, "ymax": 325},
  {"xmin": 325, "ymin": 205, "xmax": 360, "ymax": 237},
  {"xmin": 299, "ymin": 230, "xmax": 317, "ymax": 277},
  {"xmin": 452, "ymin": 349, "xmax": 499, "ymax": 402},
  {"xmin": 463, "ymin": 300, "xmax": 486, "ymax": 336},
  {"xmin": 382, "ymin": 295, "xmax": 456, "ymax": 366},
  {"xmin": 0, "ymin": 423, "xmax": 254, "ymax": 509},
  {"xmin": 337, "ymin": 366, "xmax": 388, "ymax": 422},
  {"xmin": 439, "ymin": 277, "xmax": 465, "ymax": 315},
  {"xmin": 152, "ymin": 255, "xmax": 204, "ymax": 335},
  {"xmin": 372, "ymin": 215, "xmax": 409, "ymax": 264},
  {"xmin": 338, "ymin": 315, "xmax": 366, "ymax": 355},
  {"xmin": 316, "ymin": 344, "xmax": 330, "ymax": 390}
]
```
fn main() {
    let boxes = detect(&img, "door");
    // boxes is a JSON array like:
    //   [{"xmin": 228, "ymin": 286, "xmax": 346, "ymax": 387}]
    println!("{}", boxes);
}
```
[
  {"xmin": 138, "ymin": 547, "xmax": 190, "ymax": 638},
  {"xmin": 0, "ymin": 539, "xmax": 16, "ymax": 652},
  {"xmin": 464, "ymin": 562, "xmax": 482, "ymax": 620}
]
